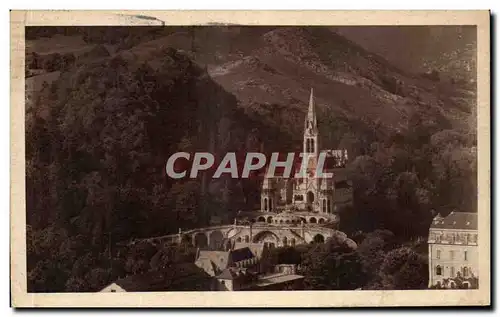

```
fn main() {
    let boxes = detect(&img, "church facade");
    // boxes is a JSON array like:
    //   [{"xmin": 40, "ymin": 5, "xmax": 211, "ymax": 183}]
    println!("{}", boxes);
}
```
[{"xmin": 256, "ymin": 88, "xmax": 348, "ymax": 227}]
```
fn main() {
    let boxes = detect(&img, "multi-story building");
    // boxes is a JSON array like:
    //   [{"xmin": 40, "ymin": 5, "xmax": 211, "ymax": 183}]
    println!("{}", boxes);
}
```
[{"xmin": 428, "ymin": 211, "xmax": 478, "ymax": 288}]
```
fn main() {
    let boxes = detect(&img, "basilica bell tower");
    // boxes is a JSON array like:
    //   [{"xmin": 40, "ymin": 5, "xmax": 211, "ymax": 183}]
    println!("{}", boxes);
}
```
[{"xmin": 303, "ymin": 88, "xmax": 319, "ymax": 174}]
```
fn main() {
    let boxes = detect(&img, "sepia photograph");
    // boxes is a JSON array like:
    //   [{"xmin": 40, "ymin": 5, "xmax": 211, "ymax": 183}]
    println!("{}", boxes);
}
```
[{"xmin": 10, "ymin": 10, "xmax": 490, "ymax": 307}]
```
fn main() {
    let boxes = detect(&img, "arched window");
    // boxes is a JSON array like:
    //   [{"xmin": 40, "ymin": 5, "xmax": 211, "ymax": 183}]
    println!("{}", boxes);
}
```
[
  {"xmin": 269, "ymin": 198, "xmax": 273, "ymax": 212},
  {"xmin": 327, "ymin": 199, "xmax": 332, "ymax": 213},
  {"xmin": 307, "ymin": 191, "xmax": 314, "ymax": 204},
  {"xmin": 322, "ymin": 199, "xmax": 326, "ymax": 213},
  {"xmin": 436, "ymin": 265, "xmax": 442, "ymax": 276},
  {"xmin": 264, "ymin": 198, "xmax": 268, "ymax": 211},
  {"xmin": 283, "ymin": 237, "xmax": 288, "ymax": 246},
  {"xmin": 311, "ymin": 139, "xmax": 315, "ymax": 153}
]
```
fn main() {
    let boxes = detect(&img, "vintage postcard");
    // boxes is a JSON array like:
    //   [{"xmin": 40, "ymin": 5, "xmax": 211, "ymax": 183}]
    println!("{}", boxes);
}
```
[{"xmin": 10, "ymin": 10, "xmax": 490, "ymax": 307}]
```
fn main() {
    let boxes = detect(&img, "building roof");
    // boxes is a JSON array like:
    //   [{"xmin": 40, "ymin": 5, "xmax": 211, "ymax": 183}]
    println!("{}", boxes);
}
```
[
  {"xmin": 216, "ymin": 267, "xmax": 253, "ymax": 280},
  {"xmin": 113, "ymin": 263, "xmax": 212, "ymax": 292},
  {"xmin": 229, "ymin": 247, "xmax": 254, "ymax": 263},
  {"xmin": 194, "ymin": 257, "xmax": 218, "ymax": 276},
  {"xmin": 233, "ymin": 242, "xmax": 266, "ymax": 259},
  {"xmin": 196, "ymin": 246, "xmax": 256, "ymax": 274},
  {"xmin": 430, "ymin": 212, "xmax": 478, "ymax": 230},
  {"xmin": 255, "ymin": 273, "xmax": 304, "ymax": 286},
  {"xmin": 197, "ymin": 250, "xmax": 231, "ymax": 271}
]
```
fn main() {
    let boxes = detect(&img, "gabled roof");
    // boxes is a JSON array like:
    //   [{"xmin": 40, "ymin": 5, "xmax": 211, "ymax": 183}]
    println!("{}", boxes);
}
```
[
  {"xmin": 196, "ymin": 247, "xmax": 255, "ymax": 272},
  {"xmin": 216, "ymin": 268, "xmax": 239, "ymax": 280},
  {"xmin": 197, "ymin": 250, "xmax": 231, "ymax": 271},
  {"xmin": 216, "ymin": 267, "xmax": 252, "ymax": 280},
  {"xmin": 194, "ymin": 257, "xmax": 218, "ymax": 276},
  {"xmin": 430, "ymin": 212, "xmax": 478, "ymax": 230},
  {"xmin": 233, "ymin": 242, "xmax": 266, "ymax": 259},
  {"xmin": 229, "ymin": 247, "xmax": 254, "ymax": 263}
]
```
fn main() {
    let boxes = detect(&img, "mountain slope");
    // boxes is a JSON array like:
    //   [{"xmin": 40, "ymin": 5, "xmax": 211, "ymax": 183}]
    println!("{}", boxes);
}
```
[{"xmin": 129, "ymin": 27, "xmax": 475, "ymax": 141}]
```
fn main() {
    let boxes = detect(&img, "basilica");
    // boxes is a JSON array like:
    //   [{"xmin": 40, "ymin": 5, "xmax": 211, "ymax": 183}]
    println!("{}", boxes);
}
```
[
  {"xmin": 130, "ymin": 88, "xmax": 354, "ymax": 251},
  {"xmin": 241, "ymin": 88, "xmax": 349, "ymax": 228}
]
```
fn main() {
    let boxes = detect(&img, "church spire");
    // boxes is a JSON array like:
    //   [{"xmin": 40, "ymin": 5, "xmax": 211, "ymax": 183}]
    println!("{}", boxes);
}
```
[
  {"xmin": 303, "ymin": 88, "xmax": 319, "ymax": 157},
  {"xmin": 305, "ymin": 88, "xmax": 317, "ymax": 132}
]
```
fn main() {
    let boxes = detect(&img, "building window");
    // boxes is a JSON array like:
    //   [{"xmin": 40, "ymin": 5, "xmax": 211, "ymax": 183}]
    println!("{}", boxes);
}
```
[
  {"xmin": 463, "ymin": 267, "xmax": 469, "ymax": 277},
  {"xmin": 436, "ymin": 233, "xmax": 442, "ymax": 243},
  {"xmin": 436, "ymin": 265, "xmax": 442, "ymax": 276},
  {"xmin": 449, "ymin": 250, "xmax": 455, "ymax": 260},
  {"xmin": 327, "ymin": 199, "xmax": 331, "ymax": 213},
  {"xmin": 111, "ymin": 289, "xmax": 116, "ymax": 293},
  {"xmin": 269, "ymin": 198, "xmax": 273, "ymax": 212},
  {"xmin": 436, "ymin": 250, "xmax": 441, "ymax": 259},
  {"xmin": 322, "ymin": 199, "xmax": 326, "ymax": 213},
  {"xmin": 464, "ymin": 251, "xmax": 468, "ymax": 261},
  {"xmin": 472, "ymin": 234, "xmax": 478, "ymax": 244},
  {"xmin": 264, "ymin": 198, "xmax": 268, "ymax": 211},
  {"xmin": 450, "ymin": 266, "xmax": 455, "ymax": 278}
]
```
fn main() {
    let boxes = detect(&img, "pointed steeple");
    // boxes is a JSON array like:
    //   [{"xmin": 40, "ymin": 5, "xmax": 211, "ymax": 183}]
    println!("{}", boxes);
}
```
[
  {"xmin": 303, "ymin": 88, "xmax": 319, "ymax": 157},
  {"xmin": 306, "ymin": 88, "xmax": 317, "ymax": 130}
]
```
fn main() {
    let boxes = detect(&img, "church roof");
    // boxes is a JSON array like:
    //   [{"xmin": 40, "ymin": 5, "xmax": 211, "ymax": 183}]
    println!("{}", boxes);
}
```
[{"xmin": 430, "ymin": 212, "xmax": 477, "ymax": 230}]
